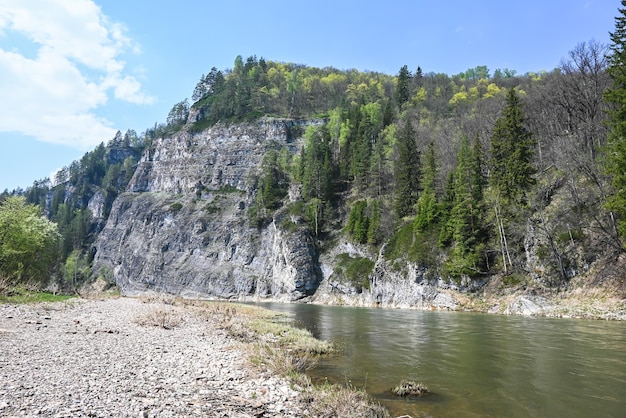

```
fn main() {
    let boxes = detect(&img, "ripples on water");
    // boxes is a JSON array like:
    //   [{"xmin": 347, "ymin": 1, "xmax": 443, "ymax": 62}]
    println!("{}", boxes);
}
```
[{"xmin": 257, "ymin": 303, "xmax": 626, "ymax": 418}]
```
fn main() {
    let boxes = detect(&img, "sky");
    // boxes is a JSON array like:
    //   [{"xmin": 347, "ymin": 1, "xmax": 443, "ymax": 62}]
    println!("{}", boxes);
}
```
[{"xmin": 0, "ymin": 0, "xmax": 620, "ymax": 192}]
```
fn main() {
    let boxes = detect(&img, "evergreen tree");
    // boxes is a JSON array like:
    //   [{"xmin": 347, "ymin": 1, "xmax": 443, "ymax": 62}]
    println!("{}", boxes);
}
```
[
  {"xmin": 490, "ymin": 88, "xmax": 536, "ymax": 204},
  {"xmin": 413, "ymin": 141, "xmax": 439, "ymax": 232},
  {"xmin": 301, "ymin": 126, "xmax": 334, "ymax": 205},
  {"xmin": 489, "ymin": 89, "xmax": 535, "ymax": 272},
  {"xmin": 393, "ymin": 120, "xmax": 421, "ymax": 218},
  {"xmin": 442, "ymin": 137, "xmax": 487, "ymax": 276},
  {"xmin": 367, "ymin": 200, "xmax": 381, "ymax": 245},
  {"xmin": 604, "ymin": 0, "xmax": 626, "ymax": 243},
  {"xmin": 396, "ymin": 65, "xmax": 412, "ymax": 107}
]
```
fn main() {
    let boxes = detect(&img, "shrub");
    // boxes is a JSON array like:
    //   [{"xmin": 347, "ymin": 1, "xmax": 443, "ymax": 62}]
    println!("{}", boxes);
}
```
[
  {"xmin": 169, "ymin": 202, "xmax": 183, "ymax": 213},
  {"xmin": 334, "ymin": 253, "xmax": 375, "ymax": 290}
]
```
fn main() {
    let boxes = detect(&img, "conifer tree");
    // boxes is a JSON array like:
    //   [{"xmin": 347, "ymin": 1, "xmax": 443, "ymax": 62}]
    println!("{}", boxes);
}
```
[
  {"xmin": 442, "ymin": 136, "xmax": 487, "ymax": 276},
  {"xmin": 489, "ymin": 88, "xmax": 535, "ymax": 272},
  {"xmin": 414, "ymin": 141, "xmax": 439, "ymax": 232},
  {"xmin": 394, "ymin": 120, "xmax": 421, "ymax": 218},
  {"xmin": 604, "ymin": 0, "xmax": 626, "ymax": 243},
  {"xmin": 490, "ymin": 88, "xmax": 536, "ymax": 204},
  {"xmin": 396, "ymin": 65, "xmax": 412, "ymax": 107}
]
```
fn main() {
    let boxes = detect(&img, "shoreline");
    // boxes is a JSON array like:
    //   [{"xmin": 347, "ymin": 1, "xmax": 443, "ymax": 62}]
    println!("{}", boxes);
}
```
[
  {"xmin": 0, "ymin": 297, "xmax": 310, "ymax": 417},
  {"xmin": 0, "ymin": 295, "xmax": 390, "ymax": 417}
]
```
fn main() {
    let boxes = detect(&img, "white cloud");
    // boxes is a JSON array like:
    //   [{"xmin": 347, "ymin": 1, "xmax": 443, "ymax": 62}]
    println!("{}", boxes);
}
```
[{"xmin": 0, "ymin": 0, "xmax": 154, "ymax": 149}]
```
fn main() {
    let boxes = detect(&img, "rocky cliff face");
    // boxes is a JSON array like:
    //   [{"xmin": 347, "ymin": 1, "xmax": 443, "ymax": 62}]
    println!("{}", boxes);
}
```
[
  {"xmin": 91, "ymin": 118, "xmax": 615, "ymax": 315},
  {"xmin": 92, "ymin": 119, "xmax": 322, "ymax": 301}
]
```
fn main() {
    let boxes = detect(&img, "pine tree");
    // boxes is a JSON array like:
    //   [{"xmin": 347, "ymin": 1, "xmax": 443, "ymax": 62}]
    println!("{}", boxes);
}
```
[
  {"xmin": 394, "ymin": 121, "xmax": 421, "ymax": 218},
  {"xmin": 604, "ymin": 0, "xmax": 626, "ymax": 243}
]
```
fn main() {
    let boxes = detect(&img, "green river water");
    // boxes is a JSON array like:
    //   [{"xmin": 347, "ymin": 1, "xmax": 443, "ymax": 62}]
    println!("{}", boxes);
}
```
[{"xmin": 257, "ymin": 302, "xmax": 626, "ymax": 418}]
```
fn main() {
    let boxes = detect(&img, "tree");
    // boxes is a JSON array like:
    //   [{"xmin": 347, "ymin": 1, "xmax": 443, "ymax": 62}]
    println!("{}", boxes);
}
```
[
  {"xmin": 441, "ymin": 136, "xmax": 487, "ymax": 276},
  {"xmin": 489, "ymin": 88, "xmax": 536, "ymax": 272},
  {"xmin": 413, "ymin": 141, "xmax": 439, "ymax": 232},
  {"xmin": 393, "ymin": 120, "xmax": 421, "ymax": 218},
  {"xmin": 167, "ymin": 99, "xmax": 190, "ymax": 127},
  {"xmin": 396, "ymin": 65, "xmax": 411, "ymax": 107},
  {"xmin": 490, "ymin": 88, "xmax": 536, "ymax": 204},
  {"xmin": 605, "ymin": 1, "xmax": 626, "ymax": 244},
  {"xmin": 0, "ymin": 196, "xmax": 59, "ymax": 284}
]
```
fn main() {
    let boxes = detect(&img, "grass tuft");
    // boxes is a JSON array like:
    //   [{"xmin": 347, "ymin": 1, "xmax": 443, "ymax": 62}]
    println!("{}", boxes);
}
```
[
  {"xmin": 391, "ymin": 380, "xmax": 429, "ymax": 397},
  {"xmin": 307, "ymin": 379, "xmax": 390, "ymax": 418},
  {"xmin": 134, "ymin": 307, "xmax": 184, "ymax": 329}
]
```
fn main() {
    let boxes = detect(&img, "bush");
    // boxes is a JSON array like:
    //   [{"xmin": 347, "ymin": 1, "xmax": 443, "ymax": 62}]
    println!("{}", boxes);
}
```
[
  {"xmin": 334, "ymin": 253, "xmax": 375, "ymax": 290},
  {"xmin": 169, "ymin": 202, "xmax": 183, "ymax": 213}
]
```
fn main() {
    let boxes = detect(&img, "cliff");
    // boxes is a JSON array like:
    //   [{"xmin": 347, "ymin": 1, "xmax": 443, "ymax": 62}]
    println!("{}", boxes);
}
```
[
  {"xmin": 90, "ymin": 118, "xmax": 625, "ymax": 318},
  {"xmin": 92, "ymin": 119, "xmax": 322, "ymax": 301}
]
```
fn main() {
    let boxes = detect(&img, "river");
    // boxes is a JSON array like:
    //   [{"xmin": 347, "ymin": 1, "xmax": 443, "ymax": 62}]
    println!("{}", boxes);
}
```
[{"xmin": 256, "ymin": 302, "xmax": 626, "ymax": 418}]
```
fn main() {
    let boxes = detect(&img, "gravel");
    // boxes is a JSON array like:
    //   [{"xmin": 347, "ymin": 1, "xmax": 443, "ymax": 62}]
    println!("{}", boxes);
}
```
[{"xmin": 0, "ymin": 297, "xmax": 307, "ymax": 417}]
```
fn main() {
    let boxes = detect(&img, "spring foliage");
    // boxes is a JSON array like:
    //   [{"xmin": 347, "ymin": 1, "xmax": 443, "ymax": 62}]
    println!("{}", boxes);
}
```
[{"xmin": 0, "ymin": 196, "xmax": 59, "ymax": 283}]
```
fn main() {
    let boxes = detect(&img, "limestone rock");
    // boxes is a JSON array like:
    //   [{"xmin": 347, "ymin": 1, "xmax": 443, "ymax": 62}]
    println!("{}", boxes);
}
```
[{"xmin": 92, "ymin": 119, "xmax": 322, "ymax": 301}]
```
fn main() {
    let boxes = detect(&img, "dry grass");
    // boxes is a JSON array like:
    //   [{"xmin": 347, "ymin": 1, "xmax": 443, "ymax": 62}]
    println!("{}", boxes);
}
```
[
  {"xmin": 139, "ymin": 293, "xmax": 179, "ymax": 305},
  {"xmin": 391, "ymin": 380, "xmax": 429, "ymax": 397},
  {"xmin": 0, "ymin": 274, "xmax": 10, "ymax": 296},
  {"xmin": 306, "ymin": 380, "xmax": 390, "ymax": 418},
  {"xmin": 134, "ymin": 307, "xmax": 185, "ymax": 329},
  {"xmin": 135, "ymin": 297, "xmax": 388, "ymax": 416},
  {"xmin": 249, "ymin": 342, "xmax": 321, "ymax": 376}
]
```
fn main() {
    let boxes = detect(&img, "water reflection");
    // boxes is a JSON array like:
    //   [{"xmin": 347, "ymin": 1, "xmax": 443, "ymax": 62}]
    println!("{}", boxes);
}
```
[{"xmin": 256, "ymin": 303, "xmax": 626, "ymax": 418}]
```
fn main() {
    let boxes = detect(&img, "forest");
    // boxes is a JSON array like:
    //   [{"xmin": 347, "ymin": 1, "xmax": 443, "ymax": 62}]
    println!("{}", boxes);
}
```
[{"xmin": 2, "ymin": 5, "xmax": 626, "ymax": 295}]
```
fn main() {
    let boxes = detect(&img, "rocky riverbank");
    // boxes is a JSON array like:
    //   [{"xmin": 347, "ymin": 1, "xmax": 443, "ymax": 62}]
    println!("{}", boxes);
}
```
[{"xmin": 0, "ymin": 297, "xmax": 309, "ymax": 417}]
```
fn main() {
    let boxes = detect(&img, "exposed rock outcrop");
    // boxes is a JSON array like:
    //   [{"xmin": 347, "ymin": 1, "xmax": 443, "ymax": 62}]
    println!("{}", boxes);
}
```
[{"xmin": 92, "ymin": 119, "xmax": 322, "ymax": 301}]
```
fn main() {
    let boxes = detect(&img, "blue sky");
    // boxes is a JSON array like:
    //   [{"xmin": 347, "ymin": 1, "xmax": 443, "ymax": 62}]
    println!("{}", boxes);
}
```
[{"xmin": 0, "ymin": 0, "xmax": 620, "ymax": 191}]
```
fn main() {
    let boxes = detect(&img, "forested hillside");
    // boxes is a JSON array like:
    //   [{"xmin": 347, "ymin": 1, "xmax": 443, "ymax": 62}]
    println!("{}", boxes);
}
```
[{"xmin": 2, "ymin": 13, "xmax": 625, "ymax": 303}]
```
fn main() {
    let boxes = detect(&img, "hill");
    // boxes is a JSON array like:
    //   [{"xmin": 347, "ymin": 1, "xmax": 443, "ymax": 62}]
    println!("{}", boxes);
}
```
[{"xmin": 2, "ymin": 43, "xmax": 625, "ymax": 317}]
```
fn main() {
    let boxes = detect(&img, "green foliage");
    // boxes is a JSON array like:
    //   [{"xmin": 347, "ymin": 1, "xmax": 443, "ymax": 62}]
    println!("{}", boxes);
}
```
[
  {"xmin": 394, "ymin": 121, "xmax": 421, "ymax": 218},
  {"xmin": 63, "ymin": 250, "xmax": 91, "ymax": 285},
  {"xmin": 166, "ymin": 99, "xmax": 190, "ymax": 132},
  {"xmin": 440, "ymin": 136, "xmax": 488, "ymax": 277},
  {"xmin": 301, "ymin": 126, "xmax": 334, "ymax": 202},
  {"xmin": 490, "ymin": 88, "xmax": 536, "ymax": 205},
  {"xmin": 413, "ymin": 141, "xmax": 440, "ymax": 232},
  {"xmin": 367, "ymin": 200, "xmax": 381, "ymax": 245},
  {"xmin": 384, "ymin": 223, "xmax": 415, "ymax": 262},
  {"xmin": 190, "ymin": 55, "xmax": 397, "ymax": 127},
  {"xmin": 334, "ymin": 253, "xmax": 375, "ymax": 290},
  {"xmin": 604, "ymin": 1, "xmax": 626, "ymax": 245},
  {"xmin": 385, "ymin": 223, "xmax": 441, "ymax": 270},
  {"xmin": 0, "ymin": 196, "xmax": 59, "ymax": 284},
  {"xmin": 169, "ymin": 202, "xmax": 183, "ymax": 213},
  {"xmin": 0, "ymin": 288, "xmax": 74, "ymax": 304},
  {"xmin": 414, "ymin": 188, "xmax": 439, "ymax": 232},
  {"xmin": 396, "ymin": 65, "xmax": 412, "ymax": 106},
  {"xmin": 501, "ymin": 273, "xmax": 525, "ymax": 287},
  {"xmin": 346, "ymin": 200, "xmax": 381, "ymax": 245},
  {"xmin": 258, "ymin": 150, "xmax": 289, "ymax": 210},
  {"xmin": 346, "ymin": 200, "xmax": 369, "ymax": 243},
  {"xmin": 204, "ymin": 203, "xmax": 222, "ymax": 214},
  {"xmin": 557, "ymin": 228, "xmax": 584, "ymax": 244}
]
